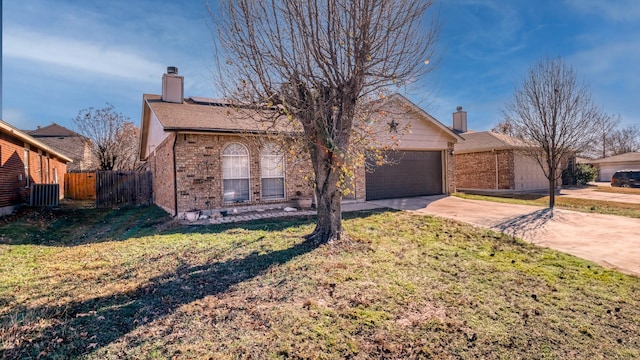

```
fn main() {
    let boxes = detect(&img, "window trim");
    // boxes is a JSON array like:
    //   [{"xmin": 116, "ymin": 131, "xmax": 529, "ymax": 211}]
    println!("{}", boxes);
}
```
[
  {"xmin": 260, "ymin": 143, "xmax": 286, "ymax": 200},
  {"xmin": 222, "ymin": 143, "xmax": 251, "ymax": 203}
]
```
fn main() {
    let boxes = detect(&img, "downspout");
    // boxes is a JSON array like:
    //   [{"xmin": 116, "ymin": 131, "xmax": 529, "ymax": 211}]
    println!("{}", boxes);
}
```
[{"xmin": 172, "ymin": 132, "xmax": 179, "ymax": 217}]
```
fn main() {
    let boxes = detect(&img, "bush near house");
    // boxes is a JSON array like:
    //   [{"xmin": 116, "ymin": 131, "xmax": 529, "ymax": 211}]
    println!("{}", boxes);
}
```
[{"xmin": 575, "ymin": 163, "xmax": 598, "ymax": 185}]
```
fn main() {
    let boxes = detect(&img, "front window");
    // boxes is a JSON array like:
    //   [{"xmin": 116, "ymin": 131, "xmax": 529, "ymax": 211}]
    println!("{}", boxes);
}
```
[
  {"xmin": 260, "ymin": 143, "xmax": 285, "ymax": 200},
  {"xmin": 222, "ymin": 143, "xmax": 250, "ymax": 202}
]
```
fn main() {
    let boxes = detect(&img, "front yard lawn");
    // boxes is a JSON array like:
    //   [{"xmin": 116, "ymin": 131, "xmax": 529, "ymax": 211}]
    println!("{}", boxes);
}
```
[
  {"xmin": 454, "ymin": 192, "xmax": 640, "ymax": 218},
  {"xmin": 1, "ymin": 205, "xmax": 638, "ymax": 359}
]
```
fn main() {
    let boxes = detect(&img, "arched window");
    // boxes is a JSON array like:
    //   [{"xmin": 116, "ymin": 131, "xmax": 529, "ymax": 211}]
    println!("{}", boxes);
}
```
[
  {"xmin": 260, "ymin": 143, "xmax": 285, "ymax": 200},
  {"xmin": 222, "ymin": 143, "xmax": 250, "ymax": 202}
]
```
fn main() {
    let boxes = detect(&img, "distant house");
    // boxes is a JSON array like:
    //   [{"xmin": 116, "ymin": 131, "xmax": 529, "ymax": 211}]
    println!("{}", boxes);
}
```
[
  {"xmin": 452, "ymin": 107, "xmax": 554, "ymax": 192},
  {"xmin": 28, "ymin": 123, "xmax": 96, "ymax": 172},
  {"xmin": 1, "ymin": 119, "xmax": 72, "ymax": 216},
  {"xmin": 589, "ymin": 152, "xmax": 640, "ymax": 182},
  {"xmin": 139, "ymin": 67, "xmax": 460, "ymax": 217}
]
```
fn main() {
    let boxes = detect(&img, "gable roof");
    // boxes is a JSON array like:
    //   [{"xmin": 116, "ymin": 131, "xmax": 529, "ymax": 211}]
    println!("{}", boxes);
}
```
[
  {"xmin": 454, "ymin": 131, "xmax": 529, "ymax": 154},
  {"xmin": 28, "ymin": 123, "xmax": 81, "ymax": 137},
  {"xmin": 139, "ymin": 92, "xmax": 461, "ymax": 160},
  {"xmin": 380, "ymin": 94, "xmax": 464, "ymax": 142},
  {"xmin": 590, "ymin": 152, "xmax": 640, "ymax": 164},
  {"xmin": 0, "ymin": 119, "xmax": 73, "ymax": 163}
]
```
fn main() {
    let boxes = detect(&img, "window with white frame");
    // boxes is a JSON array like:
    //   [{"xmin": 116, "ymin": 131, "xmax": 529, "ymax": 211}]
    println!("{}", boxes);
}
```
[
  {"xmin": 260, "ymin": 143, "xmax": 285, "ymax": 200},
  {"xmin": 222, "ymin": 143, "xmax": 250, "ymax": 202}
]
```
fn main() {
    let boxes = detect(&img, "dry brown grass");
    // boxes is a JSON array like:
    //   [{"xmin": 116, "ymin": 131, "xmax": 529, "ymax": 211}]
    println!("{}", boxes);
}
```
[{"xmin": 1, "ymin": 206, "xmax": 639, "ymax": 359}]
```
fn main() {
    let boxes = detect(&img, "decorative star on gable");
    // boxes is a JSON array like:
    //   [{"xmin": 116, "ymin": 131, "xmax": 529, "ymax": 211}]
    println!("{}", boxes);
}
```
[{"xmin": 387, "ymin": 119, "xmax": 399, "ymax": 133}]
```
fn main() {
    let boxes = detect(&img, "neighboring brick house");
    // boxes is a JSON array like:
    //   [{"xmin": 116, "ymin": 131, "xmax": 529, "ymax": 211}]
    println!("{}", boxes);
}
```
[
  {"xmin": 139, "ymin": 67, "xmax": 461, "ymax": 217},
  {"xmin": 451, "ymin": 107, "xmax": 552, "ymax": 192},
  {"xmin": 28, "ymin": 123, "xmax": 97, "ymax": 172},
  {"xmin": 1, "ymin": 119, "xmax": 72, "ymax": 216}
]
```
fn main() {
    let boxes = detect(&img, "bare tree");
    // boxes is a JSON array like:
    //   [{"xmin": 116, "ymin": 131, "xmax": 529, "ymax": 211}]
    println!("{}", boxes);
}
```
[
  {"xmin": 491, "ymin": 119, "xmax": 516, "ymax": 137},
  {"xmin": 592, "ymin": 113, "xmax": 620, "ymax": 159},
  {"xmin": 212, "ymin": 0, "xmax": 439, "ymax": 243},
  {"xmin": 607, "ymin": 125, "xmax": 640, "ymax": 156},
  {"xmin": 504, "ymin": 58, "xmax": 605, "ymax": 207},
  {"xmin": 72, "ymin": 104, "xmax": 142, "ymax": 171}
]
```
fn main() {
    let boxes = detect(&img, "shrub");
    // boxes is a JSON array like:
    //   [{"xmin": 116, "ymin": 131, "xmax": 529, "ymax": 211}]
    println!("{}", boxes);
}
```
[{"xmin": 575, "ymin": 163, "xmax": 597, "ymax": 185}]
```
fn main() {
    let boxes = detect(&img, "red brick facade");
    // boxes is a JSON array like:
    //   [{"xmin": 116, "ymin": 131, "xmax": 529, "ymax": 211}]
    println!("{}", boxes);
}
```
[
  {"xmin": 1, "ymin": 131, "xmax": 68, "ymax": 215},
  {"xmin": 454, "ymin": 150, "xmax": 514, "ymax": 190}
]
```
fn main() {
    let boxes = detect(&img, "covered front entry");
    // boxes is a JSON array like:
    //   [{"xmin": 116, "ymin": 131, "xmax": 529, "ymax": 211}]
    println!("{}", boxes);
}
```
[{"xmin": 366, "ymin": 150, "xmax": 443, "ymax": 200}]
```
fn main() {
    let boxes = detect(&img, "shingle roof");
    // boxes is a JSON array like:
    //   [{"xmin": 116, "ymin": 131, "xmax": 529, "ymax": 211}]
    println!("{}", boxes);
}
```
[
  {"xmin": 0, "ymin": 119, "xmax": 73, "ymax": 163},
  {"xmin": 28, "ymin": 123, "xmax": 80, "ymax": 137},
  {"xmin": 144, "ymin": 94, "xmax": 294, "ymax": 134},
  {"xmin": 590, "ymin": 152, "xmax": 640, "ymax": 164},
  {"xmin": 454, "ymin": 131, "xmax": 530, "ymax": 154}
]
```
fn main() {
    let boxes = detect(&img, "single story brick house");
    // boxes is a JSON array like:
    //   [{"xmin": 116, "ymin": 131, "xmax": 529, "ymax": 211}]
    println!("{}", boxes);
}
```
[
  {"xmin": 589, "ymin": 152, "xmax": 640, "ymax": 182},
  {"xmin": 139, "ymin": 68, "xmax": 461, "ymax": 217},
  {"xmin": 28, "ymin": 123, "xmax": 97, "ymax": 172},
  {"xmin": 451, "ymin": 107, "xmax": 552, "ymax": 192},
  {"xmin": 1, "ymin": 119, "xmax": 72, "ymax": 216}
]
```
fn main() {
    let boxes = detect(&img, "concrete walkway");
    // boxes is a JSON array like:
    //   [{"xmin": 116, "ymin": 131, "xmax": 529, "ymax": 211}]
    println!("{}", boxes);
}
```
[{"xmin": 371, "ymin": 196, "xmax": 640, "ymax": 277}]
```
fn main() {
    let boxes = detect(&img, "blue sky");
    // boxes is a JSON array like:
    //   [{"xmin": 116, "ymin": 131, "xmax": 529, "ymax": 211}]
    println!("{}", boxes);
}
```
[{"xmin": 2, "ymin": 0, "xmax": 639, "ymax": 132}]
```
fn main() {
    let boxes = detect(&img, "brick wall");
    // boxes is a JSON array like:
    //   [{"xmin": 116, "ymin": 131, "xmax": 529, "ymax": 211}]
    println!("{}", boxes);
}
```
[
  {"xmin": 1, "ymin": 133, "xmax": 27, "ymax": 209},
  {"xmin": 446, "ymin": 142, "xmax": 456, "ymax": 193},
  {"xmin": 170, "ymin": 133, "xmax": 314, "ymax": 214},
  {"xmin": 147, "ymin": 132, "xmax": 177, "ymax": 215},
  {"xmin": 1, "ymin": 133, "xmax": 68, "ymax": 213},
  {"xmin": 454, "ymin": 150, "xmax": 514, "ymax": 190}
]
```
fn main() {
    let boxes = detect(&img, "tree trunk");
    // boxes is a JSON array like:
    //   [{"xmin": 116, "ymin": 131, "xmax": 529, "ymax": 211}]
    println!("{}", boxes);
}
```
[
  {"xmin": 548, "ymin": 178, "xmax": 556, "ymax": 208},
  {"xmin": 304, "ymin": 141, "xmax": 344, "ymax": 243}
]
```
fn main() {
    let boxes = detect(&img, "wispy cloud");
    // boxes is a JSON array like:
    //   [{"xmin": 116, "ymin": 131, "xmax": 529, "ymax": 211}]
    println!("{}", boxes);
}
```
[
  {"xmin": 564, "ymin": 0, "xmax": 640, "ymax": 22},
  {"xmin": 2, "ymin": 108, "xmax": 36, "ymax": 130},
  {"xmin": 4, "ymin": 28, "xmax": 165, "ymax": 84}
]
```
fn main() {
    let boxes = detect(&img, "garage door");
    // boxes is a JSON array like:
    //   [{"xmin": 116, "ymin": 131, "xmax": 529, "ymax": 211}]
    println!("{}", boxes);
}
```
[{"xmin": 366, "ymin": 150, "xmax": 442, "ymax": 200}]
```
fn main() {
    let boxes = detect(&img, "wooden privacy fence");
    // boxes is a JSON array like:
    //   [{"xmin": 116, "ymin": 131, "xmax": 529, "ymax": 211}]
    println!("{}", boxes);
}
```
[
  {"xmin": 65, "ymin": 172, "xmax": 96, "ymax": 200},
  {"xmin": 95, "ymin": 171, "xmax": 153, "ymax": 208}
]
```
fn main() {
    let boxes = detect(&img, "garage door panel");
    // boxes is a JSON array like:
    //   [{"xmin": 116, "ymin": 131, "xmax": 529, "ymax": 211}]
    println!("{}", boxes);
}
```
[{"xmin": 366, "ymin": 150, "xmax": 442, "ymax": 200}]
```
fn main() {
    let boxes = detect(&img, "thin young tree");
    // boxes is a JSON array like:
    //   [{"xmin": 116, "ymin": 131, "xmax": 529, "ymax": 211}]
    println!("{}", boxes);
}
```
[
  {"xmin": 72, "ymin": 104, "xmax": 141, "ymax": 171},
  {"xmin": 212, "ymin": 0, "xmax": 439, "ymax": 243},
  {"xmin": 504, "ymin": 58, "xmax": 605, "ymax": 207}
]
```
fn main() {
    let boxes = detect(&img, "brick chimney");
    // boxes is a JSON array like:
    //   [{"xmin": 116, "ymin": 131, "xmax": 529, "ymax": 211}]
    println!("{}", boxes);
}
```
[
  {"xmin": 452, "ymin": 106, "xmax": 467, "ymax": 134},
  {"xmin": 162, "ymin": 66, "xmax": 184, "ymax": 104}
]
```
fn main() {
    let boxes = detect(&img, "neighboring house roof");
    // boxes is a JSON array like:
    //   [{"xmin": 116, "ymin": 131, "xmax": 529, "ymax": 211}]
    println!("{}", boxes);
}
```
[
  {"xmin": 27, "ymin": 123, "xmax": 95, "ymax": 171},
  {"xmin": 0, "ymin": 119, "xmax": 73, "ymax": 163},
  {"xmin": 27, "ymin": 123, "xmax": 79, "ymax": 137},
  {"xmin": 454, "ymin": 131, "xmax": 529, "ymax": 154},
  {"xmin": 589, "ymin": 152, "xmax": 640, "ymax": 164}
]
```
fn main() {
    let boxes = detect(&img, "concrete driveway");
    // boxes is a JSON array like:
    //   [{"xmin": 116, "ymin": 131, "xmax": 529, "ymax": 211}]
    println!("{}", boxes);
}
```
[
  {"xmin": 369, "ymin": 196, "xmax": 640, "ymax": 277},
  {"xmin": 559, "ymin": 187, "xmax": 640, "ymax": 204}
]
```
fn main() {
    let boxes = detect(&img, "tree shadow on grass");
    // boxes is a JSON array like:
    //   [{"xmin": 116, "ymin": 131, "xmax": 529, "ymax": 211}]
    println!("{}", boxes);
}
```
[
  {"xmin": 0, "ymin": 205, "xmax": 390, "ymax": 246},
  {"xmin": 1, "ymin": 239, "xmax": 320, "ymax": 359},
  {"xmin": 492, "ymin": 208, "xmax": 555, "ymax": 241}
]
